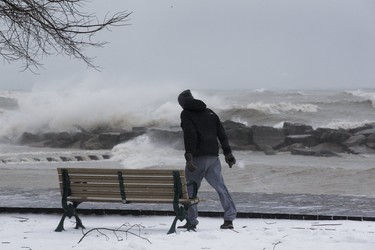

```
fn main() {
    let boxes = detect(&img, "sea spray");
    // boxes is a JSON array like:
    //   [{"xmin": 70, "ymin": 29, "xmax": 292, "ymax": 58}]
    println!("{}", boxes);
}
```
[
  {"xmin": 346, "ymin": 89, "xmax": 375, "ymax": 108},
  {"xmin": 0, "ymin": 84, "xmax": 183, "ymax": 139},
  {"xmin": 2, "ymin": 88, "xmax": 375, "ymax": 142},
  {"xmin": 111, "ymin": 134, "xmax": 184, "ymax": 168}
]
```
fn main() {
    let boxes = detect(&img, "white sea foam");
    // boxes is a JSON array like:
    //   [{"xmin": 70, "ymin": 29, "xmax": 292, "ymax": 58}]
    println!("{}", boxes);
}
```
[
  {"xmin": 0, "ymin": 84, "xmax": 183, "ymax": 139},
  {"xmin": 346, "ymin": 89, "xmax": 375, "ymax": 108},
  {"xmin": 230, "ymin": 116, "xmax": 249, "ymax": 126},
  {"xmin": 321, "ymin": 119, "xmax": 375, "ymax": 130},
  {"xmin": 245, "ymin": 102, "xmax": 318, "ymax": 114},
  {"xmin": 111, "ymin": 135, "xmax": 184, "ymax": 169},
  {"xmin": 273, "ymin": 121, "xmax": 285, "ymax": 128}
]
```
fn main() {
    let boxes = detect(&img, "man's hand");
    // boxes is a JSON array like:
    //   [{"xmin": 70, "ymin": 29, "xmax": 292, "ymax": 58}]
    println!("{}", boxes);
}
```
[
  {"xmin": 184, "ymin": 153, "xmax": 197, "ymax": 172},
  {"xmin": 225, "ymin": 153, "xmax": 236, "ymax": 168}
]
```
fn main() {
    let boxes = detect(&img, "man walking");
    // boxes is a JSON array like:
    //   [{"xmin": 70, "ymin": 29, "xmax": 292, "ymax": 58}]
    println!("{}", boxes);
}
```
[{"xmin": 178, "ymin": 89, "xmax": 237, "ymax": 230}]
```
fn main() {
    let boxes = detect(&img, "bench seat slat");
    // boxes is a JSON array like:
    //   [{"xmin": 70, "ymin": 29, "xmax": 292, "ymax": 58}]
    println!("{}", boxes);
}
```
[
  {"xmin": 66, "ymin": 189, "xmax": 180, "ymax": 196},
  {"xmin": 65, "ymin": 188, "xmax": 189, "ymax": 196},
  {"xmin": 67, "ymin": 197, "xmax": 199, "ymax": 204},
  {"xmin": 67, "ymin": 193, "xmax": 178, "ymax": 199}
]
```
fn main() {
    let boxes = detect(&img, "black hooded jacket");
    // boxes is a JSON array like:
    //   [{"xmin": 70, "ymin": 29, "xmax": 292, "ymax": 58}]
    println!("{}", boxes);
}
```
[{"xmin": 178, "ymin": 90, "xmax": 232, "ymax": 157}]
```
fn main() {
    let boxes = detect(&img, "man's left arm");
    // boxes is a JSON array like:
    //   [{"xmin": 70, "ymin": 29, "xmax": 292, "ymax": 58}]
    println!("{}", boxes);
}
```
[{"xmin": 216, "ymin": 117, "xmax": 236, "ymax": 168}]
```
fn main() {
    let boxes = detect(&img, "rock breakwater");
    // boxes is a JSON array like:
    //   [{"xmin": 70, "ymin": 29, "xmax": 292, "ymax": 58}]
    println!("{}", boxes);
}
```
[{"xmin": 11, "ymin": 121, "xmax": 375, "ymax": 157}]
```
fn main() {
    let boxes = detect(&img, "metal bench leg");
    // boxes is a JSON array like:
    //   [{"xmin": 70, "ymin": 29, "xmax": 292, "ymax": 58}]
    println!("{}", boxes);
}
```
[
  {"xmin": 55, "ymin": 202, "xmax": 85, "ymax": 231},
  {"xmin": 168, "ymin": 204, "xmax": 191, "ymax": 234},
  {"xmin": 55, "ymin": 214, "xmax": 67, "ymax": 232},
  {"xmin": 70, "ymin": 202, "xmax": 85, "ymax": 230},
  {"xmin": 169, "ymin": 171, "xmax": 198, "ymax": 234},
  {"xmin": 168, "ymin": 216, "xmax": 179, "ymax": 234},
  {"xmin": 74, "ymin": 212, "xmax": 85, "ymax": 229}
]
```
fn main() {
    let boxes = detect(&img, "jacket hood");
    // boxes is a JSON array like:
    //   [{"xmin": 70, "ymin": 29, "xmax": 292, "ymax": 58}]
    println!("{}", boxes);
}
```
[{"xmin": 178, "ymin": 89, "xmax": 207, "ymax": 111}]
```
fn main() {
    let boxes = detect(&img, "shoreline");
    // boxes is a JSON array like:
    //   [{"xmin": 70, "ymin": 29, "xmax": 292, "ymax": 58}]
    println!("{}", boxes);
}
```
[{"xmin": 1, "ymin": 150, "xmax": 374, "ymax": 197}]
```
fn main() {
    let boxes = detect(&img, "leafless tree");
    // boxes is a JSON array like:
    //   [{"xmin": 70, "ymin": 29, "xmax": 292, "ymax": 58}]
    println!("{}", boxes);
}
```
[{"xmin": 0, "ymin": 0, "xmax": 131, "ymax": 71}]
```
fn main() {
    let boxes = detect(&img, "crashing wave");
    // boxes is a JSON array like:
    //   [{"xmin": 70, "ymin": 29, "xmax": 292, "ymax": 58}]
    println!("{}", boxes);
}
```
[
  {"xmin": 345, "ymin": 89, "xmax": 375, "ymax": 108},
  {"xmin": 245, "ymin": 102, "xmax": 318, "ymax": 114}
]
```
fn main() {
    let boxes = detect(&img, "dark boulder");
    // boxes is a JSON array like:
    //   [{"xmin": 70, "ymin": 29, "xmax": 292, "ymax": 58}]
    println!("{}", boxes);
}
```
[
  {"xmin": 311, "ymin": 142, "xmax": 346, "ymax": 153},
  {"xmin": 119, "ymin": 128, "xmax": 146, "ymax": 143},
  {"xmin": 355, "ymin": 128, "xmax": 375, "ymax": 136},
  {"xmin": 148, "ymin": 129, "xmax": 184, "ymax": 150},
  {"xmin": 347, "ymin": 145, "xmax": 375, "ymax": 154},
  {"xmin": 73, "ymin": 132, "xmax": 93, "ymax": 142},
  {"xmin": 98, "ymin": 133, "xmax": 120, "ymax": 149},
  {"xmin": 252, "ymin": 125, "xmax": 285, "ymax": 150},
  {"xmin": 343, "ymin": 134, "xmax": 367, "ymax": 147},
  {"xmin": 18, "ymin": 131, "xmax": 75, "ymax": 148},
  {"xmin": 283, "ymin": 122, "xmax": 313, "ymax": 135},
  {"xmin": 43, "ymin": 132, "xmax": 74, "ymax": 148},
  {"xmin": 366, "ymin": 133, "xmax": 375, "ymax": 143},
  {"xmin": 291, "ymin": 148, "xmax": 340, "ymax": 157},
  {"xmin": 349, "ymin": 124, "xmax": 374, "ymax": 134},
  {"xmin": 284, "ymin": 134, "xmax": 320, "ymax": 147},
  {"xmin": 70, "ymin": 132, "xmax": 94, "ymax": 149},
  {"xmin": 223, "ymin": 120, "xmax": 252, "ymax": 147},
  {"xmin": 278, "ymin": 143, "xmax": 305, "ymax": 152},
  {"xmin": 18, "ymin": 132, "xmax": 45, "ymax": 145},
  {"xmin": 82, "ymin": 135, "xmax": 102, "ymax": 150},
  {"xmin": 313, "ymin": 128, "xmax": 351, "ymax": 143},
  {"xmin": 222, "ymin": 120, "xmax": 246, "ymax": 130}
]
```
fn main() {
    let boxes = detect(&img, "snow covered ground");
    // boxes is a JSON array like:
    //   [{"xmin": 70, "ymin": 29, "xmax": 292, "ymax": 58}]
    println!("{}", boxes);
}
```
[{"xmin": 1, "ymin": 213, "xmax": 374, "ymax": 250}]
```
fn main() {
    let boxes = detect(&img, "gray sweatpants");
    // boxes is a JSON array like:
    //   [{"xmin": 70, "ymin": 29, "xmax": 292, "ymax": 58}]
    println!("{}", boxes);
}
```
[{"xmin": 185, "ymin": 156, "xmax": 237, "ymax": 225}]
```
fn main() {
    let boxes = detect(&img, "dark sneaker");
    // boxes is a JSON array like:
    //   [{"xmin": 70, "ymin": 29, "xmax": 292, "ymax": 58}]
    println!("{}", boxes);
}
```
[
  {"xmin": 220, "ymin": 220, "xmax": 234, "ymax": 229},
  {"xmin": 178, "ymin": 223, "xmax": 196, "ymax": 230}
]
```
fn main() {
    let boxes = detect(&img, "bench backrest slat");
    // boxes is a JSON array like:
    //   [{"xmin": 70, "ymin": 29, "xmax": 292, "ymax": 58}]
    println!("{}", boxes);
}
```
[
  {"xmin": 59, "ymin": 168, "xmax": 186, "ymax": 176},
  {"xmin": 60, "ymin": 177, "xmax": 176, "ymax": 185}
]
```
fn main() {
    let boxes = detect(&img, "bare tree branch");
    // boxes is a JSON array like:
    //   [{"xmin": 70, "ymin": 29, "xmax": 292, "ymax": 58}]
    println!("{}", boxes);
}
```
[
  {"xmin": 77, "ymin": 223, "xmax": 152, "ymax": 245},
  {"xmin": 0, "ymin": 0, "xmax": 131, "ymax": 70}
]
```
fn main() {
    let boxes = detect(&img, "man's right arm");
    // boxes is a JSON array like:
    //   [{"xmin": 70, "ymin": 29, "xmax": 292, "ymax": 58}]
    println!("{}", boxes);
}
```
[{"xmin": 180, "ymin": 111, "xmax": 197, "ymax": 155}]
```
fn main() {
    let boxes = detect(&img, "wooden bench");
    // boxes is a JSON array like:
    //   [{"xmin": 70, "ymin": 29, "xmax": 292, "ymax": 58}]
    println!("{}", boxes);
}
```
[{"xmin": 55, "ymin": 168, "xmax": 199, "ymax": 234}]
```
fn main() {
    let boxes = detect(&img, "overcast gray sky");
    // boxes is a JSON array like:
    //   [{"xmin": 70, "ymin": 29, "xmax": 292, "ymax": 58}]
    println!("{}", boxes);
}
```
[{"xmin": 1, "ymin": 0, "xmax": 375, "ymax": 91}]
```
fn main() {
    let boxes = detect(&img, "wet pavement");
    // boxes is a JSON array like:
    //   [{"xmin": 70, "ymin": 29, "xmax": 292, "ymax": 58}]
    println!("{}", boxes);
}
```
[{"xmin": 1, "ymin": 187, "xmax": 374, "ymax": 221}]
